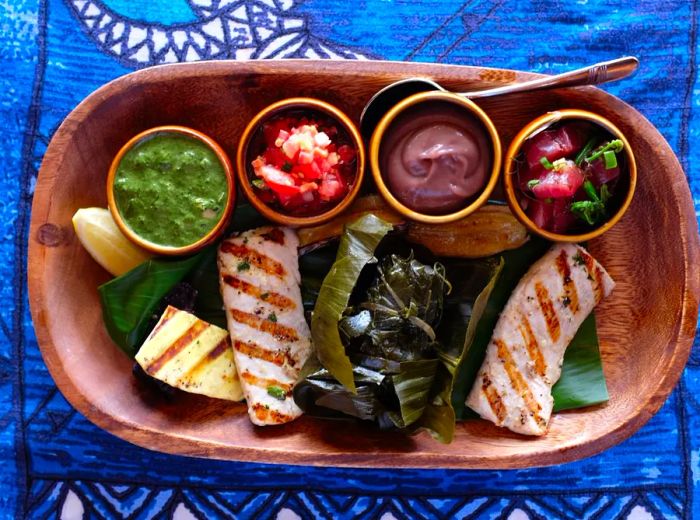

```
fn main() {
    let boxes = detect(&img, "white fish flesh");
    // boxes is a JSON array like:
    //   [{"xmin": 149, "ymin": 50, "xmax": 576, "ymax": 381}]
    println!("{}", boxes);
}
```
[
  {"xmin": 218, "ymin": 226, "xmax": 312, "ymax": 426},
  {"xmin": 466, "ymin": 243, "xmax": 615, "ymax": 436}
]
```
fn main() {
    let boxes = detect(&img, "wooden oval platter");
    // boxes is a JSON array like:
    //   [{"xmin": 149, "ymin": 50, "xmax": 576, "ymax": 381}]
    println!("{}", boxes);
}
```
[{"xmin": 27, "ymin": 60, "xmax": 700, "ymax": 469}]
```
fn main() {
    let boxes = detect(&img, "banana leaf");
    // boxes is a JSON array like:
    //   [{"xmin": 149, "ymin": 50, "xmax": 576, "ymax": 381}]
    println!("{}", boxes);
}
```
[
  {"xmin": 99, "ymin": 248, "xmax": 212, "ymax": 357},
  {"xmin": 449, "ymin": 238, "xmax": 609, "ymax": 420},
  {"xmin": 295, "ymin": 246, "xmax": 504, "ymax": 443},
  {"xmin": 310, "ymin": 214, "xmax": 394, "ymax": 392}
]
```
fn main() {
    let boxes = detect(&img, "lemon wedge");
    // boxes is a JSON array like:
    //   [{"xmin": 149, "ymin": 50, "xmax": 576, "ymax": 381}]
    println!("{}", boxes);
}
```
[{"xmin": 72, "ymin": 207, "xmax": 152, "ymax": 276}]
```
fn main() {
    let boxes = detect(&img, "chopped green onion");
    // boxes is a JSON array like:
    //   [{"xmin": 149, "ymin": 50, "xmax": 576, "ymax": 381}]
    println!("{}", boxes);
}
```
[
  {"xmin": 251, "ymin": 179, "xmax": 268, "ymax": 190},
  {"xmin": 281, "ymin": 161, "xmax": 293, "ymax": 173},
  {"xmin": 267, "ymin": 385, "xmax": 286, "ymax": 400},
  {"xmin": 540, "ymin": 157, "xmax": 554, "ymax": 170},
  {"xmin": 585, "ymin": 139, "xmax": 624, "ymax": 163},
  {"xmin": 603, "ymin": 150, "xmax": 618, "ymax": 170},
  {"xmin": 527, "ymin": 179, "xmax": 540, "ymax": 190},
  {"xmin": 575, "ymin": 138, "xmax": 597, "ymax": 166},
  {"xmin": 600, "ymin": 184, "xmax": 611, "ymax": 203}
]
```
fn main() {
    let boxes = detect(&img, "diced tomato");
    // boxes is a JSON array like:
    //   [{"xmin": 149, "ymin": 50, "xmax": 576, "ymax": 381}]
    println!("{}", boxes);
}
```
[
  {"xmin": 263, "ymin": 117, "xmax": 294, "ymax": 143},
  {"xmin": 263, "ymin": 147, "xmax": 288, "ymax": 168},
  {"xmin": 531, "ymin": 160, "xmax": 585, "ymax": 200},
  {"xmin": 251, "ymin": 116, "xmax": 356, "ymax": 216},
  {"xmin": 587, "ymin": 159, "xmax": 620, "ymax": 187},
  {"xmin": 318, "ymin": 172, "xmax": 346, "ymax": 201},
  {"xmin": 337, "ymin": 144, "xmax": 356, "ymax": 164}
]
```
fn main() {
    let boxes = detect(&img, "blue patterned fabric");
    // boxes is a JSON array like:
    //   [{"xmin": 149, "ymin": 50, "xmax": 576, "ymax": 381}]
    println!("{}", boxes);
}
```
[{"xmin": 2, "ymin": 0, "xmax": 699, "ymax": 518}]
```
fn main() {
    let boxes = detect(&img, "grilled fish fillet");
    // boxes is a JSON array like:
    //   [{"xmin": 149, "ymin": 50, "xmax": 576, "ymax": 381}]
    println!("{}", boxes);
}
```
[
  {"xmin": 466, "ymin": 243, "xmax": 614, "ymax": 436},
  {"xmin": 218, "ymin": 227, "xmax": 312, "ymax": 426}
]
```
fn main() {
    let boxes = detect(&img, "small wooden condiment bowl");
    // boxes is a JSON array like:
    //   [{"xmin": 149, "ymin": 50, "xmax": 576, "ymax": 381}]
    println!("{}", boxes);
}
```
[
  {"xmin": 106, "ymin": 125, "xmax": 235, "ymax": 256},
  {"xmin": 236, "ymin": 97, "xmax": 365, "ymax": 227},
  {"xmin": 369, "ymin": 91, "xmax": 502, "ymax": 224},
  {"xmin": 503, "ymin": 109, "xmax": 637, "ymax": 242}
]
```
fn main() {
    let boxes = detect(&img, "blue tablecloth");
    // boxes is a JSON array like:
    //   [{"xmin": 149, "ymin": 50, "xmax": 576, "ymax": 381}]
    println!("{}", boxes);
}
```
[{"xmin": 3, "ymin": 1, "xmax": 699, "ymax": 518}]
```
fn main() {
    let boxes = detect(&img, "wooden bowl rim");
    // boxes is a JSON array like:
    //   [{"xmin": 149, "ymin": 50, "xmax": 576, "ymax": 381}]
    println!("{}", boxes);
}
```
[
  {"xmin": 502, "ymin": 109, "xmax": 638, "ymax": 242},
  {"xmin": 369, "ymin": 90, "xmax": 502, "ymax": 224},
  {"xmin": 27, "ymin": 59, "xmax": 700, "ymax": 469},
  {"xmin": 235, "ymin": 97, "xmax": 365, "ymax": 227},
  {"xmin": 106, "ymin": 125, "xmax": 236, "ymax": 255}
]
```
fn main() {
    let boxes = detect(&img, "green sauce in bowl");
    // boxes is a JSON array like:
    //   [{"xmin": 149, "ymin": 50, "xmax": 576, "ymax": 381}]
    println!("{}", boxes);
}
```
[{"xmin": 113, "ymin": 132, "xmax": 228, "ymax": 248}]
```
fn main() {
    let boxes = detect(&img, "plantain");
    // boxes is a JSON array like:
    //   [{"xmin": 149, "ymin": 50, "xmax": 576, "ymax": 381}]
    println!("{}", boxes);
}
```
[
  {"xmin": 406, "ymin": 205, "xmax": 529, "ymax": 258},
  {"xmin": 298, "ymin": 195, "xmax": 529, "ymax": 258}
]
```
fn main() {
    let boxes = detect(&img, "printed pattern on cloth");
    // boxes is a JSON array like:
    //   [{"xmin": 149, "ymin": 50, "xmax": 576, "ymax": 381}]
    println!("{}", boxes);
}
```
[{"xmin": 1, "ymin": 0, "xmax": 698, "ymax": 518}]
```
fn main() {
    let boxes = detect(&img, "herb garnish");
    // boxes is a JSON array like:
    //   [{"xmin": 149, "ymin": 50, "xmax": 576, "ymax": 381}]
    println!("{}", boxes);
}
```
[
  {"xmin": 540, "ymin": 157, "xmax": 554, "ymax": 170},
  {"xmin": 527, "ymin": 179, "xmax": 540, "ymax": 190},
  {"xmin": 261, "ymin": 292, "xmax": 270, "ymax": 300},
  {"xmin": 267, "ymin": 385, "xmax": 286, "ymax": 400},
  {"xmin": 570, "ymin": 181, "xmax": 611, "ymax": 226},
  {"xmin": 237, "ymin": 260, "xmax": 250, "ymax": 272},
  {"xmin": 268, "ymin": 312, "xmax": 277, "ymax": 322},
  {"xmin": 281, "ymin": 161, "xmax": 293, "ymax": 173},
  {"xmin": 584, "ymin": 139, "xmax": 623, "ymax": 164},
  {"xmin": 575, "ymin": 138, "xmax": 598, "ymax": 166}
]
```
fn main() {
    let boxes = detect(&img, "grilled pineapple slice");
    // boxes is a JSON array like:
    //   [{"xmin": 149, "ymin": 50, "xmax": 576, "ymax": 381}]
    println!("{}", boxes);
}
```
[{"xmin": 135, "ymin": 306, "xmax": 243, "ymax": 401}]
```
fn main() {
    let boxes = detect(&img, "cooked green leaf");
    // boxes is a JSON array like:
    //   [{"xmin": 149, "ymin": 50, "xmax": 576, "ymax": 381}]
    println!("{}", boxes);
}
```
[
  {"xmin": 310, "ymin": 214, "xmax": 394, "ymax": 392},
  {"xmin": 340, "ymin": 254, "xmax": 448, "ymax": 362}
]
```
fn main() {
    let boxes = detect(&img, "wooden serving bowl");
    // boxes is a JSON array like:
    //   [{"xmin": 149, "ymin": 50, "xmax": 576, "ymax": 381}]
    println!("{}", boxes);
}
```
[{"xmin": 28, "ymin": 60, "xmax": 700, "ymax": 469}]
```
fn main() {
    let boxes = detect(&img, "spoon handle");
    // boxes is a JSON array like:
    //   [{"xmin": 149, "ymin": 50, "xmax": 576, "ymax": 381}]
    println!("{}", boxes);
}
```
[{"xmin": 460, "ymin": 56, "xmax": 639, "ymax": 99}]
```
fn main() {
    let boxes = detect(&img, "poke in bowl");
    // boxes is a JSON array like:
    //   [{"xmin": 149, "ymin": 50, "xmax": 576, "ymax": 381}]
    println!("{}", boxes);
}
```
[{"xmin": 503, "ymin": 109, "xmax": 637, "ymax": 242}]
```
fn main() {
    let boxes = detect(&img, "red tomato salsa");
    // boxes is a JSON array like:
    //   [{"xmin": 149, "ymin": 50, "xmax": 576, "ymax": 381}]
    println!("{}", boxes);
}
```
[
  {"xmin": 517, "ymin": 122, "xmax": 626, "ymax": 234},
  {"xmin": 249, "ymin": 112, "xmax": 357, "ymax": 217}
]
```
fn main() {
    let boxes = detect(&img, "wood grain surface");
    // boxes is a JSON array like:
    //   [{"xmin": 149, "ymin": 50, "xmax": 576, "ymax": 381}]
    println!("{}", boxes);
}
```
[{"xmin": 27, "ymin": 60, "xmax": 700, "ymax": 469}]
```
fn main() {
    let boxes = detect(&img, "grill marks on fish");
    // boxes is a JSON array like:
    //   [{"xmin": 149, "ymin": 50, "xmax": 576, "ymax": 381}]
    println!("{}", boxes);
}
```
[
  {"xmin": 466, "ymin": 243, "xmax": 615, "ymax": 436},
  {"xmin": 229, "ymin": 308, "xmax": 300, "ymax": 343},
  {"xmin": 535, "ymin": 282, "xmax": 561, "ymax": 343},
  {"xmin": 218, "ymin": 227, "xmax": 312, "ymax": 426},
  {"xmin": 232, "ymin": 339, "xmax": 294, "ymax": 368},
  {"xmin": 240, "ymin": 370, "xmax": 292, "ymax": 394},
  {"xmin": 578, "ymin": 249, "xmax": 606, "ymax": 303},
  {"xmin": 220, "ymin": 242, "xmax": 286, "ymax": 279},
  {"xmin": 222, "ymin": 274, "xmax": 296, "ymax": 310},
  {"xmin": 518, "ymin": 315, "xmax": 547, "ymax": 378},
  {"xmin": 251, "ymin": 403, "xmax": 294, "ymax": 424},
  {"xmin": 556, "ymin": 248, "xmax": 579, "ymax": 313},
  {"xmin": 261, "ymin": 228, "xmax": 286, "ymax": 245},
  {"xmin": 494, "ymin": 339, "xmax": 545, "ymax": 428},
  {"xmin": 145, "ymin": 320, "xmax": 208, "ymax": 376},
  {"xmin": 481, "ymin": 374, "xmax": 506, "ymax": 422}
]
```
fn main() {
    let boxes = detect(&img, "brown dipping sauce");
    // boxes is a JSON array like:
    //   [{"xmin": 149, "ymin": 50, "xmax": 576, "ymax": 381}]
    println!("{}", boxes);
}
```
[{"xmin": 379, "ymin": 101, "xmax": 492, "ymax": 214}]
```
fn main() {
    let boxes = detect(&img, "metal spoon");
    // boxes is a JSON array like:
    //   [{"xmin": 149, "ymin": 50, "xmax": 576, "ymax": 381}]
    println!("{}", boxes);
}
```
[{"xmin": 360, "ymin": 56, "xmax": 639, "ymax": 137}]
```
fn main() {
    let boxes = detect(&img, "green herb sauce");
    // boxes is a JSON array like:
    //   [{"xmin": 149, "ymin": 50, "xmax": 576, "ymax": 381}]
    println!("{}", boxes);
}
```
[{"xmin": 113, "ymin": 133, "xmax": 228, "ymax": 247}]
